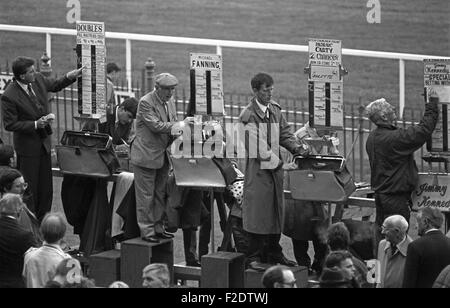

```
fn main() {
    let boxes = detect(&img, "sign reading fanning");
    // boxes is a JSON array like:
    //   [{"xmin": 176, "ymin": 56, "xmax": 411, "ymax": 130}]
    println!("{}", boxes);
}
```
[
  {"xmin": 189, "ymin": 53, "xmax": 224, "ymax": 116},
  {"xmin": 76, "ymin": 21, "xmax": 106, "ymax": 119}
]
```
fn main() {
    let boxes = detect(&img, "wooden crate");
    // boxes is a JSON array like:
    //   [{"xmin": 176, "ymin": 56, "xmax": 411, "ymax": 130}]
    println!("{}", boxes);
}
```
[
  {"xmin": 89, "ymin": 250, "xmax": 121, "ymax": 287},
  {"xmin": 201, "ymin": 252, "xmax": 245, "ymax": 288},
  {"xmin": 120, "ymin": 238, "xmax": 173, "ymax": 288}
]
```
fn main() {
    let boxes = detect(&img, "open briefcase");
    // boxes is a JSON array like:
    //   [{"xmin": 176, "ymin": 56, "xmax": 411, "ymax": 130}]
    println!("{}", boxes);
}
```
[
  {"xmin": 56, "ymin": 130, "xmax": 120, "ymax": 178},
  {"xmin": 288, "ymin": 154, "xmax": 356, "ymax": 202}
]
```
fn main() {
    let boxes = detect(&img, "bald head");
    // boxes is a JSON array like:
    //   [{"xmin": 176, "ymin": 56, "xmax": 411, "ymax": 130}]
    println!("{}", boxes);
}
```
[
  {"xmin": 40, "ymin": 213, "xmax": 67, "ymax": 244},
  {"xmin": 366, "ymin": 98, "xmax": 397, "ymax": 125},
  {"xmin": 384, "ymin": 215, "xmax": 409, "ymax": 234}
]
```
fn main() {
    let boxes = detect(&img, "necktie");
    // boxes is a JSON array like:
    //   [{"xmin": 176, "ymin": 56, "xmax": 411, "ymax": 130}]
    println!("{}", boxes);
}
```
[
  {"xmin": 164, "ymin": 103, "xmax": 170, "ymax": 121},
  {"xmin": 27, "ymin": 84, "xmax": 43, "ymax": 112}
]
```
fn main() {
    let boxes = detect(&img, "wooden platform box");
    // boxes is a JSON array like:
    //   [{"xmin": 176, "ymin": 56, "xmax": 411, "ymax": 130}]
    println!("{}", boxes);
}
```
[
  {"xmin": 201, "ymin": 252, "xmax": 245, "ymax": 288},
  {"xmin": 89, "ymin": 250, "xmax": 121, "ymax": 287},
  {"xmin": 120, "ymin": 238, "xmax": 173, "ymax": 288}
]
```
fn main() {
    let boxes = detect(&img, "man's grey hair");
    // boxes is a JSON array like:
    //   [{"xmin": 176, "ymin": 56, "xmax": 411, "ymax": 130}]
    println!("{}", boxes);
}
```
[
  {"xmin": 0, "ymin": 193, "xmax": 23, "ymax": 216},
  {"xmin": 419, "ymin": 207, "xmax": 444, "ymax": 229},
  {"xmin": 384, "ymin": 215, "xmax": 409, "ymax": 234},
  {"xmin": 365, "ymin": 98, "xmax": 392, "ymax": 124}
]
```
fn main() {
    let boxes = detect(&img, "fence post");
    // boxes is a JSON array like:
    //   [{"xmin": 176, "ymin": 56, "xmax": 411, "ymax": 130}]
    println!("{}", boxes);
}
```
[
  {"xmin": 358, "ymin": 103, "xmax": 365, "ymax": 182},
  {"xmin": 40, "ymin": 52, "xmax": 54, "ymax": 113},
  {"xmin": 145, "ymin": 58, "xmax": 155, "ymax": 94},
  {"xmin": 40, "ymin": 52, "xmax": 52, "ymax": 77}
]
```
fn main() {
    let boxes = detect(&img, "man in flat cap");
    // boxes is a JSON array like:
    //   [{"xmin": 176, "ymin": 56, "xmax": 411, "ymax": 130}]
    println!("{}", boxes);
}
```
[
  {"xmin": 366, "ymin": 89, "xmax": 439, "ymax": 246},
  {"xmin": 130, "ymin": 73, "xmax": 192, "ymax": 243}
]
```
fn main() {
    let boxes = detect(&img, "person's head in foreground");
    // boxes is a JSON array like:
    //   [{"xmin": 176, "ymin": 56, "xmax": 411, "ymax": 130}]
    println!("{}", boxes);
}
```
[
  {"xmin": 261, "ymin": 265, "xmax": 297, "ymax": 288},
  {"xmin": 142, "ymin": 263, "xmax": 170, "ymax": 288}
]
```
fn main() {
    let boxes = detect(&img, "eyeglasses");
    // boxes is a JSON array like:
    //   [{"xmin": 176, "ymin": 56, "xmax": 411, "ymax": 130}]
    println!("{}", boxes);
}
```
[{"xmin": 13, "ymin": 182, "xmax": 28, "ymax": 189}]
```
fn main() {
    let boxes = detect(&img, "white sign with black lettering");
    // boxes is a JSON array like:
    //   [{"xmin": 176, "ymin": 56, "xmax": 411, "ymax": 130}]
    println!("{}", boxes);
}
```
[
  {"xmin": 308, "ymin": 38, "xmax": 343, "ymax": 129},
  {"xmin": 424, "ymin": 59, "xmax": 450, "ymax": 103},
  {"xmin": 190, "ymin": 53, "xmax": 224, "ymax": 115},
  {"xmin": 412, "ymin": 173, "xmax": 450, "ymax": 213},
  {"xmin": 76, "ymin": 20, "xmax": 106, "ymax": 118},
  {"xmin": 0, "ymin": 74, "xmax": 13, "ymax": 94},
  {"xmin": 309, "ymin": 38, "xmax": 341, "ymax": 67}
]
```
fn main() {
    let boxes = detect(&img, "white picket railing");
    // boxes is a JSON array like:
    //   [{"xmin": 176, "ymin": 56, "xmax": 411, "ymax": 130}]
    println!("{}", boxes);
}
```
[{"xmin": 1, "ymin": 23, "xmax": 449, "ymax": 117}]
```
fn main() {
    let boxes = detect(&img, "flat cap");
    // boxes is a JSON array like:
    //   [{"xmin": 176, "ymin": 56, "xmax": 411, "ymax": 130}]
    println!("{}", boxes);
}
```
[{"xmin": 155, "ymin": 73, "xmax": 178, "ymax": 88}]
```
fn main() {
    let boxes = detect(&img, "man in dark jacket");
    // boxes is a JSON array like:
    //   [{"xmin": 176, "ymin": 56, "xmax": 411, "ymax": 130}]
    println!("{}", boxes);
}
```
[
  {"xmin": 365, "ymin": 90, "xmax": 439, "ymax": 234},
  {"xmin": 403, "ymin": 207, "xmax": 450, "ymax": 288},
  {"xmin": 0, "ymin": 193, "xmax": 37, "ymax": 288},
  {"xmin": 1, "ymin": 56, "xmax": 83, "ymax": 220}
]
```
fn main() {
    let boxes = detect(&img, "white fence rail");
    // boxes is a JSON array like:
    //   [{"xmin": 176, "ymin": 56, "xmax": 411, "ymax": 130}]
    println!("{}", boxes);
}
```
[{"xmin": 1, "ymin": 24, "xmax": 449, "ymax": 118}]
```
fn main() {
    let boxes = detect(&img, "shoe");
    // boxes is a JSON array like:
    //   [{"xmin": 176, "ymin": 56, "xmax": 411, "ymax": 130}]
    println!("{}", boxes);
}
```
[
  {"xmin": 186, "ymin": 261, "xmax": 201, "ymax": 267},
  {"xmin": 156, "ymin": 232, "xmax": 174, "ymax": 239},
  {"xmin": 270, "ymin": 255, "xmax": 298, "ymax": 267},
  {"xmin": 247, "ymin": 261, "xmax": 268, "ymax": 272},
  {"xmin": 141, "ymin": 235, "xmax": 160, "ymax": 243}
]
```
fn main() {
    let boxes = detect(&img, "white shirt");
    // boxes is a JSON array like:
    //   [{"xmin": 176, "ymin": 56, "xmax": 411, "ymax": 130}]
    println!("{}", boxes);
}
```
[
  {"xmin": 23, "ymin": 243, "xmax": 71, "ymax": 288},
  {"xmin": 17, "ymin": 80, "xmax": 35, "ymax": 95},
  {"xmin": 256, "ymin": 99, "xmax": 269, "ymax": 119},
  {"xmin": 425, "ymin": 228, "xmax": 440, "ymax": 234},
  {"xmin": 17, "ymin": 81, "xmax": 39, "ymax": 130}
]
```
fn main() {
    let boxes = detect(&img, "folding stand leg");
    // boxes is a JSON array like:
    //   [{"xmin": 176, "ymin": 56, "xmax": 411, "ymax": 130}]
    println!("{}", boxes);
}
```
[{"xmin": 210, "ymin": 188, "xmax": 215, "ymax": 253}]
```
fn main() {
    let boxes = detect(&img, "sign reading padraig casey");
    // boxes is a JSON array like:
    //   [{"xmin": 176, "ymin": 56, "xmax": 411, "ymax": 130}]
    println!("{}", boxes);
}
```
[{"xmin": 412, "ymin": 173, "xmax": 450, "ymax": 212}]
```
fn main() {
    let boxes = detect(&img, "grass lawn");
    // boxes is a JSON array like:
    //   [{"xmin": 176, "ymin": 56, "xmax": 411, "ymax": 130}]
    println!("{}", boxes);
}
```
[{"xmin": 1, "ymin": 0, "xmax": 449, "ymax": 109}]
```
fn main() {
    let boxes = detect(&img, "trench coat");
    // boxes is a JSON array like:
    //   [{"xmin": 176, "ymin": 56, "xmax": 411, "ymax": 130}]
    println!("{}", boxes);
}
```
[{"xmin": 239, "ymin": 98, "xmax": 299, "ymax": 234}]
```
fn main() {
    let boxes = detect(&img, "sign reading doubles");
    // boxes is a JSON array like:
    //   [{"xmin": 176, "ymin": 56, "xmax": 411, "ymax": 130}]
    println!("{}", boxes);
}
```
[
  {"xmin": 76, "ymin": 21, "xmax": 106, "ymax": 119},
  {"xmin": 308, "ymin": 38, "xmax": 343, "ymax": 129},
  {"xmin": 412, "ymin": 173, "xmax": 450, "ymax": 213},
  {"xmin": 425, "ymin": 59, "xmax": 450, "ymax": 152},
  {"xmin": 189, "ymin": 53, "xmax": 224, "ymax": 115}
]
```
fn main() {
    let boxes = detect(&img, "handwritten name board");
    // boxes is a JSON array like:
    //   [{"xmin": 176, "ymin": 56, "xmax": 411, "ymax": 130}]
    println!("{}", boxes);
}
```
[
  {"xmin": 189, "ymin": 53, "xmax": 224, "ymax": 116},
  {"xmin": 308, "ymin": 38, "xmax": 343, "ymax": 129},
  {"xmin": 412, "ymin": 173, "xmax": 450, "ymax": 212},
  {"xmin": 76, "ymin": 21, "xmax": 106, "ymax": 119}
]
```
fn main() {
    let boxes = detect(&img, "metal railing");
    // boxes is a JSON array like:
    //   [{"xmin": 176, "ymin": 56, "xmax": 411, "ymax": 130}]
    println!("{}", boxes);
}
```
[{"xmin": 1, "ymin": 24, "xmax": 449, "ymax": 118}]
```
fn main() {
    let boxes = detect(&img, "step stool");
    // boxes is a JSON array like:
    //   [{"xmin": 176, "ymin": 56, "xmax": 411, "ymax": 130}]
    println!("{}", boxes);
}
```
[
  {"xmin": 120, "ymin": 237, "xmax": 173, "ymax": 288},
  {"xmin": 89, "ymin": 249, "xmax": 121, "ymax": 287},
  {"xmin": 173, "ymin": 262, "xmax": 202, "ymax": 287},
  {"xmin": 201, "ymin": 251, "xmax": 245, "ymax": 288}
]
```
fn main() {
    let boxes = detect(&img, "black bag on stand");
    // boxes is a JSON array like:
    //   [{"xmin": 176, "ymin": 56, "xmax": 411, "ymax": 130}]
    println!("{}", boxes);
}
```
[
  {"xmin": 56, "ymin": 130, "xmax": 120, "ymax": 177},
  {"xmin": 289, "ymin": 155, "xmax": 356, "ymax": 202}
]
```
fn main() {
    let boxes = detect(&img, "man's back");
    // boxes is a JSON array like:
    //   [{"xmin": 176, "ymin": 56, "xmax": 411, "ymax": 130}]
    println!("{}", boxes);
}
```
[
  {"xmin": 23, "ymin": 244, "xmax": 71, "ymax": 288},
  {"xmin": 403, "ymin": 231, "xmax": 450, "ymax": 288},
  {"xmin": 0, "ymin": 216, "xmax": 35, "ymax": 288},
  {"xmin": 366, "ymin": 99, "xmax": 438, "ymax": 194}
]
